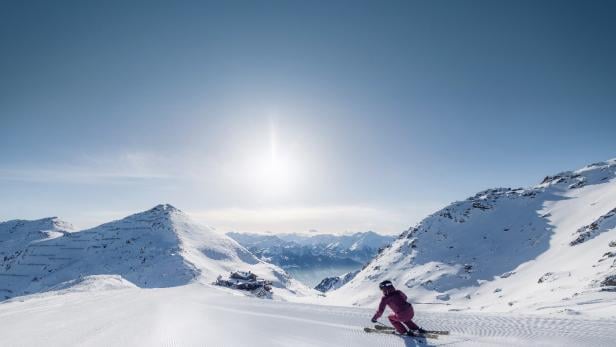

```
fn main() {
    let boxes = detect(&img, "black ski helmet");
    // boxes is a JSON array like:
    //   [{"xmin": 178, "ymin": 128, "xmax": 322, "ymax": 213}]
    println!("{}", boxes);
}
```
[{"xmin": 379, "ymin": 280, "xmax": 394, "ymax": 290}]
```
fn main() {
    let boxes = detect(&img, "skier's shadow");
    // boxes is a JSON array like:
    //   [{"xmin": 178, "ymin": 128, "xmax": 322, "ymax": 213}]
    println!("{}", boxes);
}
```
[{"xmin": 401, "ymin": 336, "xmax": 435, "ymax": 347}]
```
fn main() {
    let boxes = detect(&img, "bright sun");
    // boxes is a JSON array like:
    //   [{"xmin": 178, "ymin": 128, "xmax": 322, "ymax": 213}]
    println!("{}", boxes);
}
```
[
  {"xmin": 250, "ymin": 121, "xmax": 298, "ymax": 196},
  {"xmin": 257, "ymin": 155, "xmax": 293, "ymax": 192}
]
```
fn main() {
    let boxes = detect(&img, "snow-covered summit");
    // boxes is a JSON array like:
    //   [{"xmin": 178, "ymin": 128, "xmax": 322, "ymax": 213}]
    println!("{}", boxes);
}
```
[
  {"xmin": 142, "ymin": 203, "xmax": 183, "ymax": 217},
  {"xmin": 1, "ymin": 216, "xmax": 74, "ymax": 264},
  {"xmin": 537, "ymin": 158, "xmax": 616, "ymax": 189},
  {"xmin": 315, "ymin": 270, "xmax": 359, "ymax": 293},
  {"xmin": 0, "ymin": 216, "xmax": 74, "ymax": 236},
  {"xmin": 327, "ymin": 159, "xmax": 616, "ymax": 317},
  {"xmin": 0, "ymin": 205, "xmax": 313, "ymax": 301}
]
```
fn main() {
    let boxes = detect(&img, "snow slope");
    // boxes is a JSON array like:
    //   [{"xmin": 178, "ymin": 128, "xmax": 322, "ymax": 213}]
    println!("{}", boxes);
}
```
[
  {"xmin": 327, "ymin": 159, "xmax": 616, "ymax": 317},
  {"xmin": 315, "ymin": 270, "xmax": 359, "ymax": 292},
  {"xmin": 0, "ymin": 217, "xmax": 74, "ymax": 261},
  {"xmin": 0, "ymin": 204, "xmax": 313, "ymax": 300},
  {"xmin": 0, "ymin": 281, "xmax": 615, "ymax": 347}
]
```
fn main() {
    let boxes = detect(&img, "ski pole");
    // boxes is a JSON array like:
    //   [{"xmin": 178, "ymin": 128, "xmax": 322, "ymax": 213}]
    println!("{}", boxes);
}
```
[{"xmin": 376, "ymin": 320, "xmax": 393, "ymax": 328}]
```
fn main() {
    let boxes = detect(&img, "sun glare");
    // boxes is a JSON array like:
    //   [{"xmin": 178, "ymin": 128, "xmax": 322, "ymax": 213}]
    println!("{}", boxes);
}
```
[
  {"xmin": 257, "ymin": 155, "xmax": 293, "ymax": 193},
  {"xmin": 249, "ymin": 120, "xmax": 299, "ymax": 196}
]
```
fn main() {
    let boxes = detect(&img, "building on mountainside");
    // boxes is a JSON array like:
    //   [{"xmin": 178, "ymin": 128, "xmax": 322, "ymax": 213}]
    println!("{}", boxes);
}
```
[{"xmin": 214, "ymin": 271, "xmax": 273, "ymax": 297}]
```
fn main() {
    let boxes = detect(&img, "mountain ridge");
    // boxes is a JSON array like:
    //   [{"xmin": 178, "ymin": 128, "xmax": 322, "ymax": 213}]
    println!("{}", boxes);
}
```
[
  {"xmin": 0, "ymin": 204, "xmax": 313, "ymax": 301},
  {"xmin": 327, "ymin": 158, "xmax": 616, "ymax": 317}
]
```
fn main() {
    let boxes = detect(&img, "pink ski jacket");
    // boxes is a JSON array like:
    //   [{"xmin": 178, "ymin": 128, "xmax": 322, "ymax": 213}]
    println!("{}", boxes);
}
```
[{"xmin": 372, "ymin": 290, "xmax": 413, "ymax": 321}]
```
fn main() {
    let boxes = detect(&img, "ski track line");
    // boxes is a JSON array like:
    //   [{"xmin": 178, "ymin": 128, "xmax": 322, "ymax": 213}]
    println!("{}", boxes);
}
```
[
  {"xmin": 203, "ymin": 295, "xmax": 616, "ymax": 346},
  {"xmin": 416, "ymin": 312, "xmax": 616, "ymax": 346},
  {"xmin": 207, "ymin": 304, "xmax": 362, "ymax": 331},
  {"xmin": 155, "ymin": 300, "xmax": 410, "ymax": 347},
  {"xmin": 205, "ymin": 304, "xmax": 456, "ymax": 347}
]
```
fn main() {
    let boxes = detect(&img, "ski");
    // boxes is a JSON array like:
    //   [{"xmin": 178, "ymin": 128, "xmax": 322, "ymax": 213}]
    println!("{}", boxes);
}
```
[
  {"xmin": 364, "ymin": 327, "xmax": 439, "ymax": 339},
  {"xmin": 374, "ymin": 324, "xmax": 450, "ymax": 335},
  {"xmin": 425, "ymin": 329, "xmax": 450, "ymax": 335}
]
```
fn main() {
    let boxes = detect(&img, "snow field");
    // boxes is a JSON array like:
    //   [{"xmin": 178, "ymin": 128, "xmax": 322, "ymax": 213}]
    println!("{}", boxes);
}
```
[{"xmin": 1, "ymin": 282, "xmax": 615, "ymax": 347}]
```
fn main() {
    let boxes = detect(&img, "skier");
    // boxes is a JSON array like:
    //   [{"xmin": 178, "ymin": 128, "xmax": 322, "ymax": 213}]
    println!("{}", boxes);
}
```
[{"xmin": 371, "ymin": 280, "xmax": 426, "ymax": 336}]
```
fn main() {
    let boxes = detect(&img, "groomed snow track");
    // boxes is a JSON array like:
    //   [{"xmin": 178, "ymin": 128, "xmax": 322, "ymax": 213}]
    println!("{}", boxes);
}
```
[{"xmin": 0, "ymin": 284, "xmax": 614, "ymax": 346}]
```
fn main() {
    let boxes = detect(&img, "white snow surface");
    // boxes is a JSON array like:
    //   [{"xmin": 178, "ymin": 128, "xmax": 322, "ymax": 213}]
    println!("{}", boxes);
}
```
[
  {"xmin": 327, "ymin": 159, "xmax": 616, "ymax": 318},
  {"xmin": 1, "ymin": 281, "xmax": 615, "ymax": 347}
]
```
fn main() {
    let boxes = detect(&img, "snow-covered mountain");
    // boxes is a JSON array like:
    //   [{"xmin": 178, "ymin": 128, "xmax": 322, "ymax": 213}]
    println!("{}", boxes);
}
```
[
  {"xmin": 278, "ymin": 231, "xmax": 395, "ymax": 251},
  {"xmin": 327, "ymin": 159, "xmax": 616, "ymax": 317},
  {"xmin": 227, "ymin": 231, "xmax": 395, "ymax": 268},
  {"xmin": 0, "ymin": 216, "xmax": 75, "ymax": 259},
  {"xmin": 0, "ymin": 204, "xmax": 312, "ymax": 301},
  {"xmin": 315, "ymin": 270, "xmax": 359, "ymax": 292}
]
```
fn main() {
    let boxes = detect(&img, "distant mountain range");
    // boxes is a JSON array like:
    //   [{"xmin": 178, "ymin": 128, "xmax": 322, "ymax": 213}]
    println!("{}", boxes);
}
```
[{"xmin": 226, "ymin": 231, "xmax": 395, "ymax": 270}]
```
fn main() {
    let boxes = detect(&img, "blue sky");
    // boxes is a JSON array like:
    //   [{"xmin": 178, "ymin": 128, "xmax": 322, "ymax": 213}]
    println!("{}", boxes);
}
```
[{"xmin": 1, "ymin": 1, "xmax": 615, "ymax": 234}]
